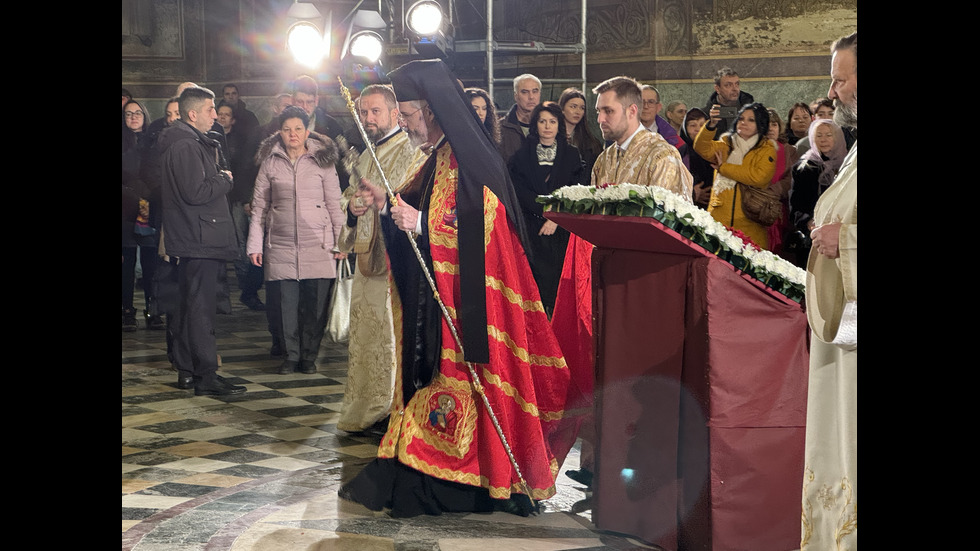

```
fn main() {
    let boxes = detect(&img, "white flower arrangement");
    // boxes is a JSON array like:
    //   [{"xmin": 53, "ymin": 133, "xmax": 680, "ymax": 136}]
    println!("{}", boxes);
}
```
[
  {"xmin": 537, "ymin": 183, "xmax": 806, "ymax": 302},
  {"xmin": 553, "ymin": 184, "xmax": 595, "ymax": 202}
]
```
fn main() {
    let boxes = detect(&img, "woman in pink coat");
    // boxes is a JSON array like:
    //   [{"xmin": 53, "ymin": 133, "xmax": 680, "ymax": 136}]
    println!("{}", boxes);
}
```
[{"xmin": 248, "ymin": 105, "xmax": 345, "ymax": 375}]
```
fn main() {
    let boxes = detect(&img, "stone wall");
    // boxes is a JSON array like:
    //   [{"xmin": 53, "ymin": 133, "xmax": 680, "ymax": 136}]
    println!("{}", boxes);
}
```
[{"xmin": 484, "ymin": 0, "xmax": 856, "ymax": 125}]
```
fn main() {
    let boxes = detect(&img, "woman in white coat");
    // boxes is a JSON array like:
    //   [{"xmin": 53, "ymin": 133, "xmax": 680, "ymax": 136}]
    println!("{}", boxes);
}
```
[{"xmin": 248, "ymin": 106, "xmax": 345, "ymax": 374}]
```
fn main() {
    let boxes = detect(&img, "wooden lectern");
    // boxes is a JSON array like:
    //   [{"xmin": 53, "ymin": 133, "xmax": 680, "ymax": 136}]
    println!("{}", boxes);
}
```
[{"xmin": 548, "ymin": 212, "xmax": 809, "ymax": 551}]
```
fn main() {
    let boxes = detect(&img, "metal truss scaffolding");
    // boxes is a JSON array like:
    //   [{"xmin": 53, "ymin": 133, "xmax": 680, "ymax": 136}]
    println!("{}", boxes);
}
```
[{"xmin": 451, "ymin": 0, "xmax": 588, "ymax": 99}]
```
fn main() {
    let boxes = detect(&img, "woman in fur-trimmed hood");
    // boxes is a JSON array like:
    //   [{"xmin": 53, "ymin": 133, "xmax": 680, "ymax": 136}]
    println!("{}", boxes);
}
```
[{"xmin": 247, "ymin": 105, "xmax": 345, "ymax": 374}]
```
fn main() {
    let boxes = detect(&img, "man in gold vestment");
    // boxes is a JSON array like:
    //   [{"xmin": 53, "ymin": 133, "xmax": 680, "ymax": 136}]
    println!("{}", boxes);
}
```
[
  {"xmin": 556, "ymin": 76, "xmax": 694, "ymax": 488},
  {"xmin": 336, "ymin": 84, "xmax": 423, "ymax": 433},
  {"xmin": 590, "ymin": 77, "xmax": 693, "ymax": 194}
]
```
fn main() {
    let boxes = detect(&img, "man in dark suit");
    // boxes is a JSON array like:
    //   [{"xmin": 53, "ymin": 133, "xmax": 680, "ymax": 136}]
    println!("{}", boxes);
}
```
[{"xmin": 158, "ymin": 85, "xmax": 246, "ymax": 396}]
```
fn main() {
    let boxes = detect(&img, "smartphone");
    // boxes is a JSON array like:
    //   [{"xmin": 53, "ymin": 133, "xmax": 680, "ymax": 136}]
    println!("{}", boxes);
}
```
[{"xmin": 718, "ymin": 105, "xmax": 738, "ymax": 126}]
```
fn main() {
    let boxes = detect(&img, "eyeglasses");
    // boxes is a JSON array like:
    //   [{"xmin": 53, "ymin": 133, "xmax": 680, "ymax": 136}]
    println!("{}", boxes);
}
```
[
  {"xmin": 397, "ymin": 106, "xmax": 424, "ymax": 123},
  {"xmin": 642, "ymin": 100, "xmax": 660, "ymax": 106},
  {"xmin": 124, "ymin": 111, "xmax": 144, "ymax": 118}
]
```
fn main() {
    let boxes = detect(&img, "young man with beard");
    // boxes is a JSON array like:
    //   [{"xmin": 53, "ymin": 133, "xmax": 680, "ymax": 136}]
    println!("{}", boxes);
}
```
[
  {"xmin": 556, "ymin": 75, "xmax": 694, "ymax": 489},
  {"xmin": 335, "ymin": 84, "xmax": 422, "ymax": 434},
  {"xmin": 591, "ymin": 77, "xmax": 693, "ymax": 194}
]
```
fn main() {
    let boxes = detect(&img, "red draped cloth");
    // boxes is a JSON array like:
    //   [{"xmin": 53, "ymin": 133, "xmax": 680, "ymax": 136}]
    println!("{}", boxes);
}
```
[
  {"xmin": 548, "ymin": 212, "xmax": 808, "ymax": 550},
  {"xmin": 547, "ymin": 233, "xmax": 596, "ymax": 466},
  {"xmin": 377, "ymin": 145, "xmax": 570, "ymax": 501}
]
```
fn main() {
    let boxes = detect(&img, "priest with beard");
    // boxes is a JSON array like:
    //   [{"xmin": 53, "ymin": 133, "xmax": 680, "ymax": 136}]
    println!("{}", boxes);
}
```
[
  {"xmin": 339, "ymin": 59, "xmax": 571, "ymax": 518},
  {"xmin": 336, "ymin": 84, "xmax": 424, "ymax": 434}
]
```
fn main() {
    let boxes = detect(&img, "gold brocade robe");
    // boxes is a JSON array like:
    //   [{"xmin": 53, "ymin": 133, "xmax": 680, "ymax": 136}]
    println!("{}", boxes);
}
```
[
  {"xmin": 800, "ymin": 143, "xmax": 857, "ymax": 550},
  {"xmin": 335, "ymin": 130, "xmax": 425, "ymax": 432},
  {"xmin": 590, "ymin": 128, "xmax": 693, "ymax": 197}
]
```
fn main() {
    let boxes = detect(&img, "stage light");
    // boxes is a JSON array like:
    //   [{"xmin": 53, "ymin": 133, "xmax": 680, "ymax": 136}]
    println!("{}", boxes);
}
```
[
  {"xmin": 341, "ymin": 9, "xmax": 388, "ymax": 83},
  {"xmin": 287, "ymin": 21, "xmax": 328, "ymax": 68},
  {"xmin": 342, "ymin": 10, "xmax": 387, "ymax": 64},
  {"xmin": 286, "ymin": 0, "xmax": 321, "ymax": 20},
  {"xmin": 348, "ymin": 31, "xmax": 384, "ymax": 64},
  {"xmin": 403, "ymin": 1, "xmax": 452, "ymax": 59},
  {"xmin": 406, "ymin": 0, "xmax": 444, "ymax": 36}
]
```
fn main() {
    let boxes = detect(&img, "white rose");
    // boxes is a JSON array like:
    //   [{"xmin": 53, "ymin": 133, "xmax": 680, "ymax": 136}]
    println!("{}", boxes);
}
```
[
  {"xmin": 673, "ymin": 200, "xmax": 697, "ymax": 220},
  {"xmin": 596, "ymin": 184, "xmax": 631, "ymax": 202},
  {"xmin": 691, "ymin": 210, "xmax": 718, "ymax": 232},
  {"xmin": 774, "ymin": 260, "xmax": 807, "ymax": 286},
  {"xmin": 723, "ymin": 233, "xmax": 744, "ymax": 252},
  {"xmin": 558, "ymin": 185, "xmax": 594, "ymax": 202},
  {"xmin": 644, "ymin": 186, "xmax": 663, "ymax": 205}
]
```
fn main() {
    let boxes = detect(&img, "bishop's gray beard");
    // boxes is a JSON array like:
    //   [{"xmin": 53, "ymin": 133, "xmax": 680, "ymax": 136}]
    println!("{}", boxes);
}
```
[
  {"xmin": 407, "ymin": 128, "xmax": 427, "ymax": 148},
  {"xmin": 834, "ymin": 93, "xmax": 857, "ymax": 129}
]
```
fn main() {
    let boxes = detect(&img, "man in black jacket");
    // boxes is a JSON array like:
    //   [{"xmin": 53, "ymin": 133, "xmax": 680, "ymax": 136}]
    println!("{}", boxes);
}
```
[
  {"xmin": 158, "ymin": 86, "xmax": 246, "ymax": 396},
  {"xmin": 703, "ymin": 66, "xmax": 754, "ymax": 138}
]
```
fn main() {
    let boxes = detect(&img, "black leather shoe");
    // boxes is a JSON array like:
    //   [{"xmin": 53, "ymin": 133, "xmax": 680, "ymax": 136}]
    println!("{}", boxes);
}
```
[
  {"xmin": 195, "ymin": 376, "xmax": 246, "ymax": 396},
  {"xmin": 492, "ymin": 493, "xmax": 539, "ymax": 517},
  {"xmin": 299, "ymin": 360, "xmax": 317, "ymax": 374},
  {"xmin": 365, "ymin": 417, "xmax": 390, "ymax": 437},
  {"xmin": 122, "ymin": 308, "xmax": 138, "ymax": 332},
  {"xmin": 146, "ymin": 312, "xmax": 166, "ymax": 330},
  {"xmin": 565, "ymin": 469, "xmax": 593, "ymax": 488},
  {"xmin": 278, "ymin": 360, "xmax": 299, "ymax": 375},
  {"xmin": 240, "ymin": 295, "xmax": 266, "ymax": 311},
  {"xmin": 177, "ymin": 375, "xmax": 194, "ymax": 389},
  {"xmin": 270, "ymin": 341, "xmax": 284, "ymax": 359}
]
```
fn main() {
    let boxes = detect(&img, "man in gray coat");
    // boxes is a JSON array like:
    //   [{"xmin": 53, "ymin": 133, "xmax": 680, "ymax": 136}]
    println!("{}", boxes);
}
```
[{"xmin": 159, "ymin": 86, "xmax": 246, "ymax": 396}]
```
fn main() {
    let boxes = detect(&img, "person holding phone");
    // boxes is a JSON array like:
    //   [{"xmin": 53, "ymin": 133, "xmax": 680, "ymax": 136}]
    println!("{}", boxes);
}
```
[
  {"xmin": 702, "ymin": 66, "xmax": 755, "ymax": 139},
  {"xmin": 692, "ymin": 101, "xmax": 777, "ymax": 249}
]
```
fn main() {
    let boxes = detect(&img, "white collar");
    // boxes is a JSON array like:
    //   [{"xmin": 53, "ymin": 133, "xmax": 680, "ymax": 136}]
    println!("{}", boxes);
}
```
[{"xmin": 380, "ymin": 125, "xmax": 400, "ymax": 141}]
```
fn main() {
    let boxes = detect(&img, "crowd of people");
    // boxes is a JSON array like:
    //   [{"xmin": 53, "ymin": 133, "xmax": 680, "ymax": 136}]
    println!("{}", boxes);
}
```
[{"xmin": 123, "ymin": 31, "xmax": 856, "ymax": 547}]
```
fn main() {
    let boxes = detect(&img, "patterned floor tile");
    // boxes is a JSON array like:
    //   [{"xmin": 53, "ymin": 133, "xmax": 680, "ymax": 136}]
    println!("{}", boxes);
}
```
[{"xmin": 123, "ymin": 270, "xmax": 653, "ymax": 550}]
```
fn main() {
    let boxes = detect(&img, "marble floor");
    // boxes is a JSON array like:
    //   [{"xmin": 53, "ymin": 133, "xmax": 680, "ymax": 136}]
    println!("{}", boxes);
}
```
[{"xmin": 122, "ymin": 275, "xmax": 661, "ymax": 551}]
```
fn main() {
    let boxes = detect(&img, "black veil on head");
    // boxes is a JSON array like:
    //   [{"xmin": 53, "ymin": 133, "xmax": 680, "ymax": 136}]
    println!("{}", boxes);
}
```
[
  {"xmin": 387, "ymin": 59, "xmax": 530, "ymax": 364},
  {"xmin": 387, "ymin": 59, "xmax": 526, "ymax": 234}
]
